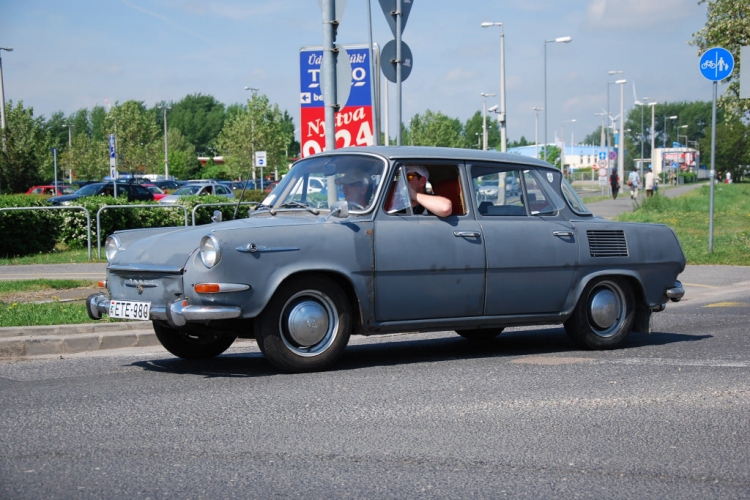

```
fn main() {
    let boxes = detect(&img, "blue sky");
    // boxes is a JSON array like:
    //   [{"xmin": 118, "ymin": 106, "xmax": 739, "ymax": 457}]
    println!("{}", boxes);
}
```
[{"xmin": 2, "ymin": 0, "xmax": 714, "ymax": 145}]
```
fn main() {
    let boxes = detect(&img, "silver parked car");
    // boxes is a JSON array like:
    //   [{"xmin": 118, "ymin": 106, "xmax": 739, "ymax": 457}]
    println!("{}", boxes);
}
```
[
  {"xmin": 87, "ymin": 146, "xmax": 685, "ymax": 373},
  {"xmin": 158, "ymin": 181, "xmax": 235, "ymax": 204}
]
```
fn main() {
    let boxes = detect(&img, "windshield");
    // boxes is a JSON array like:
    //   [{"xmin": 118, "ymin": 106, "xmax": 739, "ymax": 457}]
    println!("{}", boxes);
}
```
[
  {"xmin": 174, "ymin": 185, "xmax": 203, "ymax": 195},
  {"xmin": 261, "ymin": 154, "xmax": 386, "ymax": 213},
  {"xmin": 76, "ymin": 183, "xmax": 104, "ymax": 195}
]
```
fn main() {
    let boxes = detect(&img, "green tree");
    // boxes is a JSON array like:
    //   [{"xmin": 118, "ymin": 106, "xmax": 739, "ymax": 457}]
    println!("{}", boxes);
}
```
[
  {"xmin": 0, "ymin": 101, "xmax": 48, "ymax": 192},
  {"xmin": 700, "ymin": 117, "xmax": 750, "ymax": 181},
  {"xmin": 690, "ymin": 0, "xmax": 750, "ymax": 118},
  {"xmin": 169, "ymin": 93, "xmax": 226, "ymax": 155},
  {"xmin": 104, "ymin": 101, "xmax": 161, "ymax": 175},
  {"xmin": 216, "ymin": 93, "xmax": 292, "ymax": 182},
  {"xmin": 463, "ymin": 111, "xmax": 500, "ymax": 149},
  {"xmin": 408, "ymin": 110, "xmax": 464, "ymax": 147}
]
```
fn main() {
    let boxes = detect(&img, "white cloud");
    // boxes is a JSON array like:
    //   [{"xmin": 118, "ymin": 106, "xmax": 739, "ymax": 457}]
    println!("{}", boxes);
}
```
[{"xmin": 586, "ymin": 0, "xmax": 699, "ymax": 29}]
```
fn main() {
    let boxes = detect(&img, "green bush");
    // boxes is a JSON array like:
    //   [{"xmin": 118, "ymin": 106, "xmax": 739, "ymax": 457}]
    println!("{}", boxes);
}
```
[{"xmin": 0, "ymin": 195, "xmax": 62, "ymax": 257}]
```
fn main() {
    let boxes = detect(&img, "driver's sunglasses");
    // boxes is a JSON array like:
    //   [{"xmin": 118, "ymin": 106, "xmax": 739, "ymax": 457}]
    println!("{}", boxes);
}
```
[{"xmin": 406, "ymin": 172, "xmax": 422, "ymax": 181}]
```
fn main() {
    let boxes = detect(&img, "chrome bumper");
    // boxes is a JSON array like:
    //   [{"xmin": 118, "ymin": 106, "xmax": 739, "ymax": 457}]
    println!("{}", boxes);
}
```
[
  {"xmin": 666, "ymin": 280, "xmax": 684, "ymax": 302},
  {"xmin": 86, "ymin": 293, "xmax": 242, "ymax": 328}
]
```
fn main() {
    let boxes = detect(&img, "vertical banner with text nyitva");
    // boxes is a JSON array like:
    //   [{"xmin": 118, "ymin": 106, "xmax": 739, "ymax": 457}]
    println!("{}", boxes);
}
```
[{"xmin": 300, "ymin": 45, "xmax": 375, "ymax": 157}]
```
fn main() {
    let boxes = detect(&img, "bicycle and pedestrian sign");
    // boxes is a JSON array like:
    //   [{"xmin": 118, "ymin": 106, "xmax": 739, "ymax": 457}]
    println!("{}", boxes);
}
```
[{"xmin": 700, "ymin": 47, "xmax": 734, "ymax": 82}]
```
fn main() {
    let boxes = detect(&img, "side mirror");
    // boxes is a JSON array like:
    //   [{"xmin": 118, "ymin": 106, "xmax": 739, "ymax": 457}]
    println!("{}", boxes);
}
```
[
  {"xmin": 326, "ymin": 200, "xmax": 349, "ymax": 220},
  {"xmin": 211, "ymin": 210, "xmax": 222, "ymax": 223}
]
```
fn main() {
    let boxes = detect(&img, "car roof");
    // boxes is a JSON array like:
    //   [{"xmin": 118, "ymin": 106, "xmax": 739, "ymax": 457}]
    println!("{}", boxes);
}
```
[{"xmin": 311, "ymin": 145, "xmax": 555, "ymax": 170}]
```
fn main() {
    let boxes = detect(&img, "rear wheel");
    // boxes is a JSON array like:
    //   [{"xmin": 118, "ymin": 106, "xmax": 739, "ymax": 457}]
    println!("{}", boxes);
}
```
[
  {"xmin": 456, "ymin": 328, "xmax": 504, "ymax": 342},
  {"xmin": 153, "ymin": 321, "xmax": 236, "ymax": 360},
  {"xmin": 564, "ymin": 277, "xmax": 635, "ymax": 349},
  {"xmin": 256, "ymin": 275, "xmax": 352, "ymax": 373}
]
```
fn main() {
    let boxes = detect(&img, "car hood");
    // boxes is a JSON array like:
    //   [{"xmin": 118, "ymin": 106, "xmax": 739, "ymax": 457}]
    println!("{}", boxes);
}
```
[{"xmin": 108, "ymin": 213, "xmax": 336, "ymax": 272}]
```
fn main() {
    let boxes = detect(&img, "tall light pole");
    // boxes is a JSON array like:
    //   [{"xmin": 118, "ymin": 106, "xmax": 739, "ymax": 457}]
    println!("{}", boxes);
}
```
[
  {"xmin": 616, "ymin": 79, "xmax": 627, "ymax": 184},
  {"xmin": 533, "ymin": 107, "xmax": 543, "ymax": 158},
  {"xmin": 663, "ymin": 115, "xmax": 678, "ymax": 148},
  {"xmin": 157, "ymin": 104, "xmax": 171, "ymax": 179},
  {"xmin": 63, "ymin": 123, "xmax": 72, "ymax": 183},
  {"xmin": 561, "ymin": 119, "xmax": 575, "ymax": 171},
  {"xmin": 244, "ymin": 86, "xmax": 259, "ymax": 185},
  {"xmin": 481, "ymin": 92, "xmax": 495, "ymax": 150},
  {"xmin": 649, "ymin": 101, "xmax": 657, "ymax": 171},
  {"xmin": 634, "ymin": 97, "xmax": 651, "ymax": 181},
  {"xmin": 481, "ymin": 22, "xmax": 506, "ymax": 151},
  {"xmin": 543, "ymin": 36, "xmax": 572, "ymax": 162},
  {"xmin": 606, "ymin": 71, "xmax": 623, "ymax": 174},
  {"xmin": 678, "ymin": 124, "xmax": 688, "ymax": 146},
  {"xmin": 0, "ymin": 47, "xmax": 12, "ymax": 154}
]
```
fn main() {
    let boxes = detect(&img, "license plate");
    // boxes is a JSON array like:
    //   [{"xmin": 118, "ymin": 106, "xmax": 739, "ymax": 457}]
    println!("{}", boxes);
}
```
[{"xmin": 109, "ymin": 300, "xmax": 151, "ymax": 321}]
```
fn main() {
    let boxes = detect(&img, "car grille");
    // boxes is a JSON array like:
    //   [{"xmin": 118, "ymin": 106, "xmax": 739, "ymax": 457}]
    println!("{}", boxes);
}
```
[{"xmin": 587, "ymin": 230, "xmax": 628, "ymax": 257}]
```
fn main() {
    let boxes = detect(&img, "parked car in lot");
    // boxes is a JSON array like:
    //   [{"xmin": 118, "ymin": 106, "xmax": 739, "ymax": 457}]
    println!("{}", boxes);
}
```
[
  {"xmin": 26, "ymin": 185, "xmax": 74, "ymax": 196},
  {"xmin": 158, "ymin": 182, "xmax": 236, "ymax": 204},
  {"xmin": 141, "ymin": 183, "xmax": 168, "ymax": 201},
  {"xmin": 47, "ymin": 182, "xmax": 155, "ymax": 205},
  {"xmin": 87, "ymin": 146, "xmax": 686, "ymax": 373}
]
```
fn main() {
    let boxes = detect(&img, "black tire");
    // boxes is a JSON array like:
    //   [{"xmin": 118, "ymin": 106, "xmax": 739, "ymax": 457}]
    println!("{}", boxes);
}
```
[
  {"xmin": 153, "ymin": 321, "xmax": 236, "ymax": 360},
  {"xmin": 564, "ymin": 277, "xmax": 635, "ymax": 350},
  {"xmin": 256, "ymin": 275, "xmax": 352, "ymax": 373},
  {"xmin": 456, "ymin": 328, "xmax": 504, "ymax": 342}
]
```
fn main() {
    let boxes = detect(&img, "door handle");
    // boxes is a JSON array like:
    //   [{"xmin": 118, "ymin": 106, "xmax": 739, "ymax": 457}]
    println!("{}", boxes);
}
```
[
  {"xmin": 454, "ymin": 231, "xmax": 481, "ymax": 238},
  {"xmin": 553, "ymin": 231, "xmax": 574, "ymax": 237}
]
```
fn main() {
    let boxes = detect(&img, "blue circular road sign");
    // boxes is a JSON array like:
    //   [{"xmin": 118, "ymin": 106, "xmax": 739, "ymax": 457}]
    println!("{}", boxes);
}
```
[{"xmin": 700, "ymin": 47, "xmax": 734, "ymax": 82}]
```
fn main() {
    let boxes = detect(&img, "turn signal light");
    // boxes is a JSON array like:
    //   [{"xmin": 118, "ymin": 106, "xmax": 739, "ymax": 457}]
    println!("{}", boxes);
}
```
[{"xmin": 195, "ymin": 283, "xmax": 221, "ymax": 294}]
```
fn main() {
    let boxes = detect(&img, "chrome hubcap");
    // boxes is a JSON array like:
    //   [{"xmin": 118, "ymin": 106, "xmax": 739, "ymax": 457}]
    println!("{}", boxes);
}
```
[{"xmin": 280, "ymin": 290, "xmax": 338, "ymax": 356}]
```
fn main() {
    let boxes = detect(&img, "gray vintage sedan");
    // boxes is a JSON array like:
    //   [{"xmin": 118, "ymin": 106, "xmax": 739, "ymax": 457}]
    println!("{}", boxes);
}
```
[{"xmin": 87, "ymin": 146, "xmax": 685, "ymax": 373}]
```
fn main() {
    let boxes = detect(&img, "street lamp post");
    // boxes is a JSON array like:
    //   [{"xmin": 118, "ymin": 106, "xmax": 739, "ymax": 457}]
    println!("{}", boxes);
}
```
[
  {"xmin": 533, "ymin": 107, "xmax": 543, "ymax": 158},
  {"xmin": 663, "ymin": 115, "xmax": 678, "ymax": 148},
  {"xmin": 0, "ymin": 47, "xmax": 12, "ymax": 155},
  {"xmin": 543, "ymin": 36, "xmax": 572, "ymax": 162},
  {"xmin": 244, "ymin": 86, "xmax": 259, "ymax": 185},
  {"xmin": 63, "ymin": 123, "xmax": 72, "ymax": 183},
  {"xmin": 648, "ymin": 101, "xmax": 657, "ymax": 172},
  {"xmin": 678, "ymin": 124, "xmax": 688, "ymax": 146},
  {"xmin": 481, "ymin": 22, "xmax": 506, "ymax": 152},
  {"xmin": 480, "ymin": 92, "xmax": 496, "ymax": 150},
  {"xmin": 605, "ymin": 71, "xmax": 623, "ymax": 175},
  {"xmin": 616, "ymin": 79, "xmax": 627, "ymax": 184},
  {"xmin": 561, "ymin": 119, "xmax": 576, "ymax": 172},
  {"xmin": 157, "ymin": 104, "xmax": 171, "ymax": 179},
  {"xmin": 634, "ymin": 97, "xmax": 652, "ymax": 181}
]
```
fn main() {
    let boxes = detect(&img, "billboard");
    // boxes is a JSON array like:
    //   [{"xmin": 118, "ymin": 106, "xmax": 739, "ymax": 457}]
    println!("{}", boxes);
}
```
[{"xmin": 300, "ymin": 45, "xmax": 375, "ymax": 157}]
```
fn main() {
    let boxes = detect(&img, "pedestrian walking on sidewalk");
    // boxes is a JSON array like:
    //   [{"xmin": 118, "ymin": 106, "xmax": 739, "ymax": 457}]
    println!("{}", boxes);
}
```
[
  {"xmin": 627, "ymin": 168, "xmax": 640, "ymax": 199},
  {"xmin": 610, "ymin": 170, "xmax": 620, "ymax": 200},
  {"xmin": 645, "ymin": 167, "xmax": 658, "ymax": 198}
]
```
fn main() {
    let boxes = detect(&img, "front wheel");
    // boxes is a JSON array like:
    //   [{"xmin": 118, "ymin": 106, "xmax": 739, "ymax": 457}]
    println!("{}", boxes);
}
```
[
  {"xmin": 256, "ymin": 275, "xmax": 352, "ymax": 373},
  {"xmin": 153, "ymin": 321, "xmax": 236, "ymax": 360},
  {"xmin": 564, "ymin": 277, "xmax": 635, "ymax": 350}
]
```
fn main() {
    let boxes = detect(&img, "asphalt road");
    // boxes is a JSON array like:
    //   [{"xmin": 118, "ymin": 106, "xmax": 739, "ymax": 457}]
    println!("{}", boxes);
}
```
[{"xmin": 1, "ymin": 280, "xmax": 748, "ymax": 499}]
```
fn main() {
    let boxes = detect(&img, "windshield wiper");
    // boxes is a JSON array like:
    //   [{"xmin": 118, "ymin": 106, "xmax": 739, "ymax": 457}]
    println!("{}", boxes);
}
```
[{"xmin": 278, "ymin": 201, "xmax": 320, "ymax": 215}]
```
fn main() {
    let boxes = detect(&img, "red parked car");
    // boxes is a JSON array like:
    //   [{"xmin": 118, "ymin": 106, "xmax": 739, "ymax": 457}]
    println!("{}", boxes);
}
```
[
  {"xmin": 141, "ymin": 183, "xmax": 168, "ymax": 201},
  {"xmin": 26, "ymin": 185, "xmax": 74, "ymax": 196}
]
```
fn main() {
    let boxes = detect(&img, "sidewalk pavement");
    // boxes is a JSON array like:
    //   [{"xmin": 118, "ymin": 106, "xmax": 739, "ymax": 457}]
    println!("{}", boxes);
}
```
[{"xmin": 0, "ymin": 182, "xmax": 712, "ymax": 361}]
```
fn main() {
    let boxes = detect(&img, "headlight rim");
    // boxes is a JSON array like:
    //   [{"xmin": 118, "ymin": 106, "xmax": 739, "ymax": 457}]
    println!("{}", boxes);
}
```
[
  {"xmin": 200, "ymin": 234, "xmax": 222, "ymax": 268},
  {"xmin": 104, "ymin": 235, "xmax": 121, "ymax": 262}
]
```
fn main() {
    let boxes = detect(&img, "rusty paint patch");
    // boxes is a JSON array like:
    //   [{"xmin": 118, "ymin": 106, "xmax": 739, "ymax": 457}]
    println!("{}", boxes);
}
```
[
  {"xmin": 510, "ymin": 356, "xmax": 596, "ymax": 366},
  {"xmin": 703, "ymin": 302, "xmax": 748, "ymax": 308}
]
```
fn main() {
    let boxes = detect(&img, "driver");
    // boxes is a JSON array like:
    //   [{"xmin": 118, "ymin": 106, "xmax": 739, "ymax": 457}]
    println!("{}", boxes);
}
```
[{"xmin": 335, "ymin": 168, "xmax": 371, "ymax": 209}]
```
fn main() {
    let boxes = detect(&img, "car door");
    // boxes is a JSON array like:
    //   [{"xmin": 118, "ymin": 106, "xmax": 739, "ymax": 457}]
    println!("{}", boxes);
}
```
[
  {"xmin": 373, "ymin": 163, "xmax": 486, "ymax": 322},
  {"xmin": 473, "ymin": 165, "xmax": 579, "ymax": 315}
]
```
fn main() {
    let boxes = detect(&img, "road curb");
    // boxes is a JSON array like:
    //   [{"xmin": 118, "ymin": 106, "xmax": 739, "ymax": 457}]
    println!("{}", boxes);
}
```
[{"xmin": 0, "ymin": 322, "xmax": 159, "ymax": 360}]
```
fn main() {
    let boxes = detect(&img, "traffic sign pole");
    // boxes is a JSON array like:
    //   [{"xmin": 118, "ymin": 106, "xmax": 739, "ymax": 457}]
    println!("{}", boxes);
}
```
[{"xmin": 700, "ymin": 47, "xmax": 735, "ymax": 253}]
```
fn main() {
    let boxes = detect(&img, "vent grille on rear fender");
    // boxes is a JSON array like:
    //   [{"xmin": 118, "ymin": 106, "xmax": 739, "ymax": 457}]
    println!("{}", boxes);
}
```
[{"xmin": 587, "ymin": 230, "xmax": 628, "ymax": 257}]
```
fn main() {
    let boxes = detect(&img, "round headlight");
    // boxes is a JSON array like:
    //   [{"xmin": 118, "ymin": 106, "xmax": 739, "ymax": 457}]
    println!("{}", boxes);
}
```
[
  {"xmin": 104, "ymin": 235, "xmax": 121, "ymax": 262},
  {"xmin": 200, "ymin": 234, "xmax": 221, "ymax": 268}
]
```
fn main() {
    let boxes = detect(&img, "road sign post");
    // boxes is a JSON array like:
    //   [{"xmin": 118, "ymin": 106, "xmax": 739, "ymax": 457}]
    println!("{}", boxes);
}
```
[{"xmin": 700, "ymin": 47, "xmax": 735, "ymax": 254}]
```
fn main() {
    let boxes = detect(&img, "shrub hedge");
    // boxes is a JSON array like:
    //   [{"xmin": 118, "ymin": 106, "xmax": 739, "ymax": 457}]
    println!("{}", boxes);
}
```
[{"xmin": 0, "ymin": 190, "xmax": 266, "ymax": 258}]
